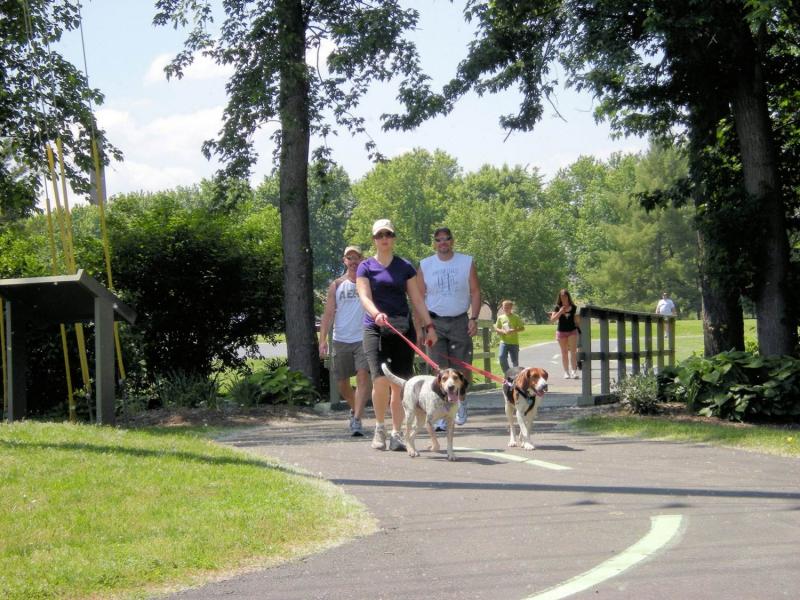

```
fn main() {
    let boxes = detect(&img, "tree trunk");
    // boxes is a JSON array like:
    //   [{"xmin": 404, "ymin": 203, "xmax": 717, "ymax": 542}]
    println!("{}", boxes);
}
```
[
  {"xmin": 696, "ymin": 228, "xmax": 744, "ymax": 356},
  {"xmin": 729, "ymin": 29, "xmax": 796, "ymax": 356},
  {"xmin": 277, "ymin": 0, "xmax": 319, "ymax": 386}
]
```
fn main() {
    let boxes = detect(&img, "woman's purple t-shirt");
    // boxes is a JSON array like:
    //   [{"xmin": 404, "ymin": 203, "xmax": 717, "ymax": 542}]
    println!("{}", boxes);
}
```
[{"xmin": 357, "ymin": 256, "xmax": 416, "ymax": 327}]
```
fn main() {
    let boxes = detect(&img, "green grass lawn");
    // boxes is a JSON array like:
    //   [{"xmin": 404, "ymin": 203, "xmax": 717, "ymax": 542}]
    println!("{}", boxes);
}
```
[
  {"xmin": 0, "ymin": 422, "xmax": 374, "ymax": 600},
  {"xmin": 570, "ymin": 415, "xmax": 799, "ymax": 457}
]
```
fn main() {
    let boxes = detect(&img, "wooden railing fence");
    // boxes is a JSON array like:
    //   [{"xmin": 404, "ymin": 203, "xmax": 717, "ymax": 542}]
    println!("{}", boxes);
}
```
[{"xmin": 578, "ymin": 305, "xmax": 675, "ymax": 406}]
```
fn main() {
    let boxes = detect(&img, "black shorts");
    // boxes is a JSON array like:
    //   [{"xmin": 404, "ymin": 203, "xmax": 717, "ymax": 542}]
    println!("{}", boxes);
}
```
[{"xmin": 363, "ymin": 325, "xmax": 416, "ymax": 381}]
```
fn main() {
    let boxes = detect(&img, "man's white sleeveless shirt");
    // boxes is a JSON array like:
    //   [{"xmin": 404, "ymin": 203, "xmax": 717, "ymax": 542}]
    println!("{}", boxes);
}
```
[
  {"xmin": 333, "ymin": 278, "xmax": 364, "ymax": 343},
  {"xmin": 420, "ymin": 252, "xmax": 472, "ymax": 316}
]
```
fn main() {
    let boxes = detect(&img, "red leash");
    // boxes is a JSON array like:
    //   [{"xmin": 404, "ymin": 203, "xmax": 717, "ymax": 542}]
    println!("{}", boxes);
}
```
[
  {"xmin": 437, "ymin": 352, "xmax": 506, "ymax": 385},
  {"xmin": 380, "ymin": 320, "xmax": 506, "ymax": 385},
  {"xmin": 382, "ymin": 319, "xmax": 440, "ymax": 372}
]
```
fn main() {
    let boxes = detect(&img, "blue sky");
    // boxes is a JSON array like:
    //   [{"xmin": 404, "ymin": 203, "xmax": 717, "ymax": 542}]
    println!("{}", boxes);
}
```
[{"xmin": 57, "ymin": 0, "xmax": 647, "ymax": 197}]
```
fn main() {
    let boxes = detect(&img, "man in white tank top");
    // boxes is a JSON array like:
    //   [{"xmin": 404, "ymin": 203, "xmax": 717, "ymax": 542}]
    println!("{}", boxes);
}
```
[
  {"xmin": 319, "ymin": 246, "xmax": 370, "ymax": 436},
  {"xmin": 418, "ymin": 227, "xmax": 482, "ymax": 427}
]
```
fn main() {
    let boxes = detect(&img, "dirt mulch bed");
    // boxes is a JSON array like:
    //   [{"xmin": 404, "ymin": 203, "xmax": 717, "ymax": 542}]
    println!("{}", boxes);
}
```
[
  {"xmin": 120, "ymin": 404, "xmax": 321, "ymax": 429},
  {"xmin": 119, "ymin": 401, "xmax": 799, "ymax": 431}
]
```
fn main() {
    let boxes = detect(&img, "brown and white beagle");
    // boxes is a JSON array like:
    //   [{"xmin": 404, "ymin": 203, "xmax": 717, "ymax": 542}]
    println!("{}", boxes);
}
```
[
  {"xmin": 502, "ymin": 366, "xmax": 549, "ymax": 450},
  {"xmin": 382, "ymin": 363, "xmax": 469, "ymax": 461}
]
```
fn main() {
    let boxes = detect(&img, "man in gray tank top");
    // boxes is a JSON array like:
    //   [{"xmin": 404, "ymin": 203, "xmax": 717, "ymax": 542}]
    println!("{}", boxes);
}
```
[
  {"xmin": 418, "ymin": 227, "xmax": 482, "ymax": 427},
  {"xmin": 319, "ymin": 245, "xmax": 370, "ymax": 436}
]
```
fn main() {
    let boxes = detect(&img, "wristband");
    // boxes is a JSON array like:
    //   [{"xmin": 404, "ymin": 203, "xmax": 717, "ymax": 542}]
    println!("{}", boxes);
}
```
[{"xmin": 469, "ymin": 317, "xmax": 478, "ymax": 321}]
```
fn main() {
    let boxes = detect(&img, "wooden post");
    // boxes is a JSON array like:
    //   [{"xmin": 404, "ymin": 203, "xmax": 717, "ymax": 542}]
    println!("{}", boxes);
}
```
[
  {"xmin": 617, "ymin": 315, "xmax": 627, "ymax": 383},
  {"xmin": 5, "ymin": 301, "xmax": 28, "ymax": 422},
  {"xmin": 599, "ymin": 317, "xmax": 610, "ymax": 396},
  {"xmin": 482, "ymin": 325, "xmax": 492, "ymax": 384},
  {"xmin": 668, "ymin": 317, "xmax": 676, "ymax": 367},
  {"xmin": 656, "ymin": 318, "xmax": 665, "ymax": 372},
  {"xmin": 579, "ymin": 311, "xmax": 593, "ymax": 406},
  {"xmin": 631, "ymin": 317, "xmax": 641, "ymax": 375},
  {"xmin": 94, "ymin": 297, "xmax": 116, "ymax": 425},
  {"xmin": 644, "ymin": 317, "xmax": 653, "ymax": 373}
]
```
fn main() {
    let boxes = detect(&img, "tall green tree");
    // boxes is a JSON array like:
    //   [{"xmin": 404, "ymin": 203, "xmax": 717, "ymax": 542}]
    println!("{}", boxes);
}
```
[
  {"xmin": 257, "ymin": 164, "xmax": 357, "ymax": 294},
  {"xmin": 457, "ymin": 164, "xmax": 546, "ymax": 210},
  {"xmin": 0, "ymin": 0, "xmax": 120, "ymax": 218},
  {"xmin": 347, "ymin": 149, "xmax": 459, "ymax": 262},
  {"xmin": 154, "ymin": 1, "xmax": 442, "ymax": 386},
  {"xmin": 444, "ymin": 0, "xmax": 798, "ymax": 356},
  {"xmin": 444, "ymin": 196, "xmax": 565, "ymax": 322}
]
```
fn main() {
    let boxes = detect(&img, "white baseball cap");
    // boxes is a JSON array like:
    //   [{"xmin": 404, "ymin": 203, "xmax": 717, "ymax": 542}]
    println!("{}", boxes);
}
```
[{"xmin": 371, "ymin": 219, "xmax": 395, "ymax": 236}]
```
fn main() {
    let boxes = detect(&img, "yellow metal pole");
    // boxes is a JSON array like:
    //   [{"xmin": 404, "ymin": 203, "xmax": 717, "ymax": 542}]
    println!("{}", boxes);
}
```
[
  {"xmin": 43, "ymin": 153, "xmax": 77, "ymax": 421},
  {"xmin": 53, "ymin": 142, "xmax": 92, "ymax": 396}
]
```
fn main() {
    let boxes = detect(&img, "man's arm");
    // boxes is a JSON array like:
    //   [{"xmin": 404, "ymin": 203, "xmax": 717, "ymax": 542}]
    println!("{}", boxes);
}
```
[
  {"xmin": 467, "ymin": 261, "xmax": 481, "ymax": 336},
  {"xmin": 407, "ymin": 276, "xmax": 438, "ymax": 347},
  {"xmin": 413, "ymin": 268, "xmax": 428, "ymax": 338},
  {"xmin": 317, "ymin": 280, "xmax": 338, "ymax": 356}
]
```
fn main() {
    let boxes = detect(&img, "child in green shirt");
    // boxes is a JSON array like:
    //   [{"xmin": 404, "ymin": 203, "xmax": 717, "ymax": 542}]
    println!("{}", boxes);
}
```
[{"xmin": 494, "ymin": 300, "xmax": 525, "ymax": 374}]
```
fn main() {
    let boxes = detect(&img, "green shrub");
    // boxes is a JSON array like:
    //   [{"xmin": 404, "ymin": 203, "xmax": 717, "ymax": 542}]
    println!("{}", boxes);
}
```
[
  {"xmin": 0, "ymin": 190, "xmax": 285, "ymax": 420},
  {"xmin": 658, "ymin": 351, "xmax": 800, "ymax": 422},
  {"xmin": 226, "ymin": 375, "xmax": 264, "ymax": 407},
  {"xmin": 612, "ymin": 372, "xmax": 661, "ymax": 415},
  {"xmin": 154, "ymin": 370, "xmax": 221, "ymax": 409},
  {"xmin": 108, "ymin": 188, "xmax": 285, "ymax": 380},
  {"xmin": 223, "ymin": 359, "xmax": 319, "ymax": 407},
  {"xmin": 250, "ymin": 366, "xmax": 319, "ymax": 406}
]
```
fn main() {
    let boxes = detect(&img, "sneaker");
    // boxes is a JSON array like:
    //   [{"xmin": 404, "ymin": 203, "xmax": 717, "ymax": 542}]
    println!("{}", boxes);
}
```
[
  {"xmin": 388, "ymin": 432, "xmax": 406, "ymax": 452},
  {"xmin": 564, "ymin": 372, "xmax": 571, "ymax": 379},
  {"xmin": 455, "ymin": 401, "xmax": 468, "ymax": 426},
  {"xmin": 434, "ymin": 419, "xmax": 447, "ymax": 432},
  {"xmin": 371, "ymin": 425, "xmax": 387, "ymax": 450},
  {"xmin": 571, "ymin": 371, "xmax": 580, "ymax": 379},
  {"xmin": 350, "ymin": 417, "xmax": 364, "ymax": 437}
]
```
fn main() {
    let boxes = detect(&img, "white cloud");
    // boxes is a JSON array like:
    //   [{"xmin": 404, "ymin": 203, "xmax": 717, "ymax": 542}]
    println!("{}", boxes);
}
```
[
  {"xmin": 94, "ymin": 105, "xmax": 284, "ymax": 194},
  {"xmin": 95, "ymin": 106, "xmax": 224, "ymax": 194},
  {"xmin": 104, "ymin": 160, "xmax": 204, "ymax": 196},
  {"xmin": 144, "ymin": 52, "xmax": 233, "ymax": 85}
]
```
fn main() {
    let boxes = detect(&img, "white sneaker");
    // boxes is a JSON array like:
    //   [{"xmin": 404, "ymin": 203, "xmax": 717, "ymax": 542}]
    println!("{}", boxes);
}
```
[
  {"xmin": 571, "ymin": 371, "xmax": 580, "ymax": 379},
  {"xmin": 564, "ymin": 372, "xmax": 571, "ymax": 379},
  {"xmin": 371, "ymin": 425, "xmax": 387, "ymax": 450}
]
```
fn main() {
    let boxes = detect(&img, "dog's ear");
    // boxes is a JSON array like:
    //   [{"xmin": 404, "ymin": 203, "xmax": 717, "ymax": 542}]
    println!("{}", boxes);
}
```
[
  {"xmin": 541, "ymin": 368, "xmax": 549, "ymax": 380},
  {"xmin": 432, "ymin": 371, "xmax": 446, "ymax": 398},
  {"xmin": 459, "ymin": 371, "xmax": 469, "ymax": 399}
]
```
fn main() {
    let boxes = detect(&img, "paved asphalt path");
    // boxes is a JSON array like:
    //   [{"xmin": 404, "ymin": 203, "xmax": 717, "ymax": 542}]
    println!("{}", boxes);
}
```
[{"xmin": 168, "ymin": 343, "xmax": 800, "ymax": 600}]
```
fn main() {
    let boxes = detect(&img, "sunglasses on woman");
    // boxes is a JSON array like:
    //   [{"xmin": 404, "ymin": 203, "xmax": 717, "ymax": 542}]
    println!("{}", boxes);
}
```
[{"xmin": 374, "ymin": 231, "xmax": 395, "ymax": 239}]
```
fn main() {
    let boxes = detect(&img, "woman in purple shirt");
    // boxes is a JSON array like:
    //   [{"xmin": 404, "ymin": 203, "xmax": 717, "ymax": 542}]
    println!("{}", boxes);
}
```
[{"xmin": 357, "ymin": 219, "xmax": 438, "ymax": 452}]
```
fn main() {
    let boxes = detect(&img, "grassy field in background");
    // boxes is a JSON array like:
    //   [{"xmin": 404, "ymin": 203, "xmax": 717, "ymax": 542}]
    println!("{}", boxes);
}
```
[
  {"xmin": 471, "ymin": 318, "xmax": 758, "ymax": 377},
  {"xmin": 0, "ymin": 422, "xmax": 373, "ymax": 600}
]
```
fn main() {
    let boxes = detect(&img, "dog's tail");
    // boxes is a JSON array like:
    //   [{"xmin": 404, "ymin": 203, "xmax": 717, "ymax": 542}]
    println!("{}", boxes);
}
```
[{"xmin": 380, "ymin": 362, "xmax": 407, "ymax": 387}]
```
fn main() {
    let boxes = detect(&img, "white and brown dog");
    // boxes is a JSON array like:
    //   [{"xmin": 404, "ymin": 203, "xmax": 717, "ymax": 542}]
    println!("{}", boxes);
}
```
[
  {"xmin": 381, "ymin": 363, "xmax": 469, "ymax": 461},
  {"xmin": 502, "ymin": 366, "xmax": 549, "ymax": 450}
]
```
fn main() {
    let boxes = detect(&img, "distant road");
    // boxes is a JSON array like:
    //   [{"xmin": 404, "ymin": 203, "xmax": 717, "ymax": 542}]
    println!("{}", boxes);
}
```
[{"xmin": 237, "ymin": 342, "xmax": 287, "ymax": 360}]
